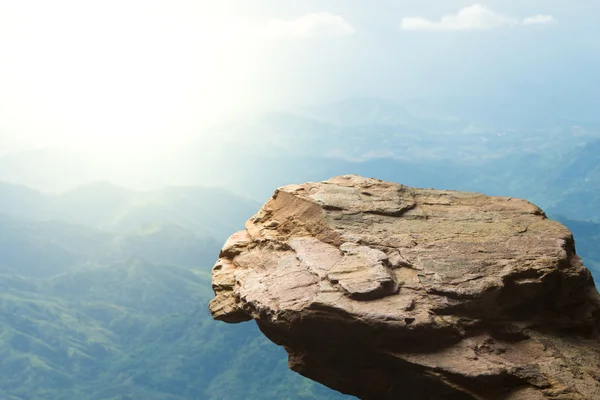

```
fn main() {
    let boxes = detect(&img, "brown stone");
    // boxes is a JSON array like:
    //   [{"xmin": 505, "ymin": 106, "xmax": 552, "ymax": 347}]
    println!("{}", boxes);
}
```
[{"xmin": 209, "ymin": 175, "xmax": 600, "ymax": 399}]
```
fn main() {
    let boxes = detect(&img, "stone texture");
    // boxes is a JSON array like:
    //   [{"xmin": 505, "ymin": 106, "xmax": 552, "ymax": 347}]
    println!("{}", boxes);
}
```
[{"xmin": 209, "ymin": 175, "xmax": 600, "ymax": 399}]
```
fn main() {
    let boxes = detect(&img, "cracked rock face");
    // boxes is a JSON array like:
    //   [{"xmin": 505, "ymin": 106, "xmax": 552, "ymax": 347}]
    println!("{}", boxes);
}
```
[{"xmin": 209, "ymin": 175, "xmax": 600, "ymax": 399}]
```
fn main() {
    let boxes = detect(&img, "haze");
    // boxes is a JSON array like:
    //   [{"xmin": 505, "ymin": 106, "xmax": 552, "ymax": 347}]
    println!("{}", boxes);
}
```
[{"xmin": 0, "ymin": 0, "xmax": 599, "ymax": 192}]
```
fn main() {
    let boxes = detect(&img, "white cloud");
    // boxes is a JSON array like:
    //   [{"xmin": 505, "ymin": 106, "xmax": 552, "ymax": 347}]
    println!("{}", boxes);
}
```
[
  {"xmin": 400, "ymin": 4, "xmax": 555, "ymax": 31},
  {"xmin": 523, "ymin": 14, "xmax": 556, "ymax": 25},
  {"xmin": 401, "ymin": 5, "xmax": 515, "ymax": 31},
  {"xmin": 266, "ymin": 12, "xmax": 355, "ymax": 38}
]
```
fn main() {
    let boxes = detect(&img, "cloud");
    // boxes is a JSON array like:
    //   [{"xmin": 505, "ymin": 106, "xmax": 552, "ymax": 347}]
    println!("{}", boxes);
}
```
[
  {"xmin": 401, "ymin": 5, "xmax": 514, "ymax": 31},
  {"xmin": 266, "ymin": 12, "xmax": 355, "ymax": 38},
  {"xmin": 400, "ymin": 4, "xmax": 555, "ymax": 31},
  {"xmin": 523, "ymin": 14, "xmax": 556, "ymax": 25}
]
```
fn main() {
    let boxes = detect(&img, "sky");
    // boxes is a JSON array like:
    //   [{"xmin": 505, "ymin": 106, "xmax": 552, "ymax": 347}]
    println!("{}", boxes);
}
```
[{"xmin": 0, "ymin": 1, "xmax": 598, "ymax": 155}]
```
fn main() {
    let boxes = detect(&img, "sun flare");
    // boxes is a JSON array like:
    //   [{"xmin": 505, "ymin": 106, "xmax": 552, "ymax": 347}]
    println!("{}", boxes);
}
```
[{"xmin": 0, "ymin": 0, "xmax": 263, "ymax": 152}]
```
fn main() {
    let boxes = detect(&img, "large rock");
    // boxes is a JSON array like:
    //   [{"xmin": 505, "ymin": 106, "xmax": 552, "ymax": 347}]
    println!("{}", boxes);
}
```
[{"xmin": 209, "ymin": 175, "xmax": 600, "ymax": 399}]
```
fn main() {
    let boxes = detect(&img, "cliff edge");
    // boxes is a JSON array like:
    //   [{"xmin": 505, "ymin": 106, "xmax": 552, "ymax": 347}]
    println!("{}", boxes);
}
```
[{"xmin": 209, "ymin": 175, "xmax": 600, "ymax": 399}]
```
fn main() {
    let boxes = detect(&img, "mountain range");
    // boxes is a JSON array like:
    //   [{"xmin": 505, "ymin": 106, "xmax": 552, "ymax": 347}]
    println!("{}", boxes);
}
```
[
  {"xmin": 0, "ymin": 182, "xmax": 349, "ymax": 399},
  {"xmin": 1, "ymin": 97, "xmax": 600, "ymax": 398}
]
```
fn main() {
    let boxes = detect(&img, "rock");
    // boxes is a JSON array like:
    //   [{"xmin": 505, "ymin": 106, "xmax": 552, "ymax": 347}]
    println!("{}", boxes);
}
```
[{"xmin": 209, "ymin": 175, "xmax": 600, "ymax": 399}]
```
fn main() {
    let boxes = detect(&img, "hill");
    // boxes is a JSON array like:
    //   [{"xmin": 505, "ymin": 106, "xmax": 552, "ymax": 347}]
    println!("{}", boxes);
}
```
[
  {"xmin": 0, "ymin": 260, "xmax": 347, "ymax": 399},
  {"xmin": 0, "ymin": 181, "xmax": 259, "ymax": 241},
  {"xmin": 0, "ymin": 184, "xmax": 349, "ymax": 399}
]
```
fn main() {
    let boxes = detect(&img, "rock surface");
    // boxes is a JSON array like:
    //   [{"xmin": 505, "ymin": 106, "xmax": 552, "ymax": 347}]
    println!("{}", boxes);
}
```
[{"xmin": 209, "ymin": 175, "xmax": 600, "ymax": 399}]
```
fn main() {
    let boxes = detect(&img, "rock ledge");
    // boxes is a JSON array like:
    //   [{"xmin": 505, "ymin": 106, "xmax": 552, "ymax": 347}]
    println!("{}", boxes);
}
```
[{"xmin": 209, "ymin": 175, "xmax": 600, "ymax": 399}]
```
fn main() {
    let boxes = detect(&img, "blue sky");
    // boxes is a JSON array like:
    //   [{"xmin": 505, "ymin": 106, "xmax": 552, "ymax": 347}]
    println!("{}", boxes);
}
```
[{"xmin": 249, "ymin": 1, "xmax": 598, "ymax": 102}]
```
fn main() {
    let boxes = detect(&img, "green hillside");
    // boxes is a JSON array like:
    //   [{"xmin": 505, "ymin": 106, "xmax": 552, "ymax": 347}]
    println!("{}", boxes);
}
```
[
  {"xmin": 0, "ymin": 261, "xmax": 347, "ymax": 399},
  {"xmin": 0, "ymin": 184, "xmax": 350, "ymax": 399}
]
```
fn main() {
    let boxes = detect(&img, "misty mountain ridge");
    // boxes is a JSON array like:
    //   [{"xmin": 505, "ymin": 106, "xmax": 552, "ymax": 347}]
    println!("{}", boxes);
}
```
[
  {"xmin": 0, "ymin": 181, "xmax": 258, "ymax": 241},
  {"xmin": 1, "ymin": 176, "xmax": 599, "ymax": 284},
  {"xmin": 0, "ymin": 180, "xmax": 348, "ymax": 399},
  {"xmin": 209, "ymin": 97, "xmax": 600, "ymax": 162},
  {"xmin": 1, "ymin": 97, "xmax": 599, "ymax": 398},
  {"xmin": 2, "ymin": 97, "xmax": 600, "ymax": 195},
  {"xmin": 0, "ymin": 180, "xmax": 258, "ymax": 277}
]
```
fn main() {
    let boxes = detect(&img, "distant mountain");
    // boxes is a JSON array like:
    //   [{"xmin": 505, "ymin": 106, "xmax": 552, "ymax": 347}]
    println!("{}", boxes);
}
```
[
  {"xmin": 0, "ymin": 215, "xmax": 221, "ymax": 277},
  {"xmin": 0, "ymin": 148, "xmax": 103, "ymax": 193},
  {"xmin": 396, "ymin": 96, "xmax": 600, "ymax": 130},
  {"xmin": 111, "ymin": 223, "xmax": 219, "ymax": 269},
  {"xmin": 2, "ymin": 98, "xmax": 600, "ymax": 219},
  {"xmin": 103, "ymin": 185, "xmax": 259, "ymax": 240},
  {"xmin": 555, "ymin": 216, "xmax": 600, "ymax": 283},
  {"xmin": 0, "ymin": 215, "xmax": 107, "ymax": 277},
  {"xmin": 297, "ymin": 97, "xmax": 462, "ymax": 131},
  {"xmin": 0, "ymin": 182, "xmax": 55, "ymax": 220},
  {"xmin": 0, "ymin": 189, "xmax": 348, "ymax": 399},
  {"xmin": 0, "ymin": 181, "xmax": 259, "ymax": 241}
]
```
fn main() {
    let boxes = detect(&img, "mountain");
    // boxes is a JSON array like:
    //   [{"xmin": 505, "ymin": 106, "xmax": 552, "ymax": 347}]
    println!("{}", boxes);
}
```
[
  {"xmin": 297, "ymin": 97, "xmax": 463, "ymax": 131},
  {"xmin": 2, "ymin": 97, "xmax": 600, "ymax": 398},
  {"xmin": 0, "ymin": 185, "xmax": 349, "ymax": 399},
  {"xmin": 0, "ymin": 260, "xmax": 347, "ymax": 399},
  {"xmin": 0, "ymin": 215, "xmax": 221, "ymax": 277},
  {"xmin": 556, "ymin": 216, "xmax": 600, "ymax": 279},
  {"xmin": 0, "ymin": 182, "xmax": 55, "ymax": 220},
  {"xmin": 0, "ymin": 215, "xmax": 101, "ymax": 277},
  {"xmin": 0, "ymin": 148, "xmax": 103, "ymax": 193},
  {"xmin": 544, "ymin": 141, "xmax": 600, "ymax": 221},
  {"xmin": 2, "ymin": 98, "xmax": 600, "ymax": 218},
  {"xmin": 0, "ymin": 181, "xmax": 259, "ymax": 241}
]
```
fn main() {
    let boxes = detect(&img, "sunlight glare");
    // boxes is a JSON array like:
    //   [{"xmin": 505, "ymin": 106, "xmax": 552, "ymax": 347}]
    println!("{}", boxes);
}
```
[{"xmin": 0, "ymin": 0, "xmax": 264, "ymax": 152}]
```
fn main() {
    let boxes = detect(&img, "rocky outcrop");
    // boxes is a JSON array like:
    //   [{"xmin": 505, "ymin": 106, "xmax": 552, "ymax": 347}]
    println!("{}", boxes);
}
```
[{"xmin": 209, "ymin": 175, "xmax": 600, "ymax": 399}]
